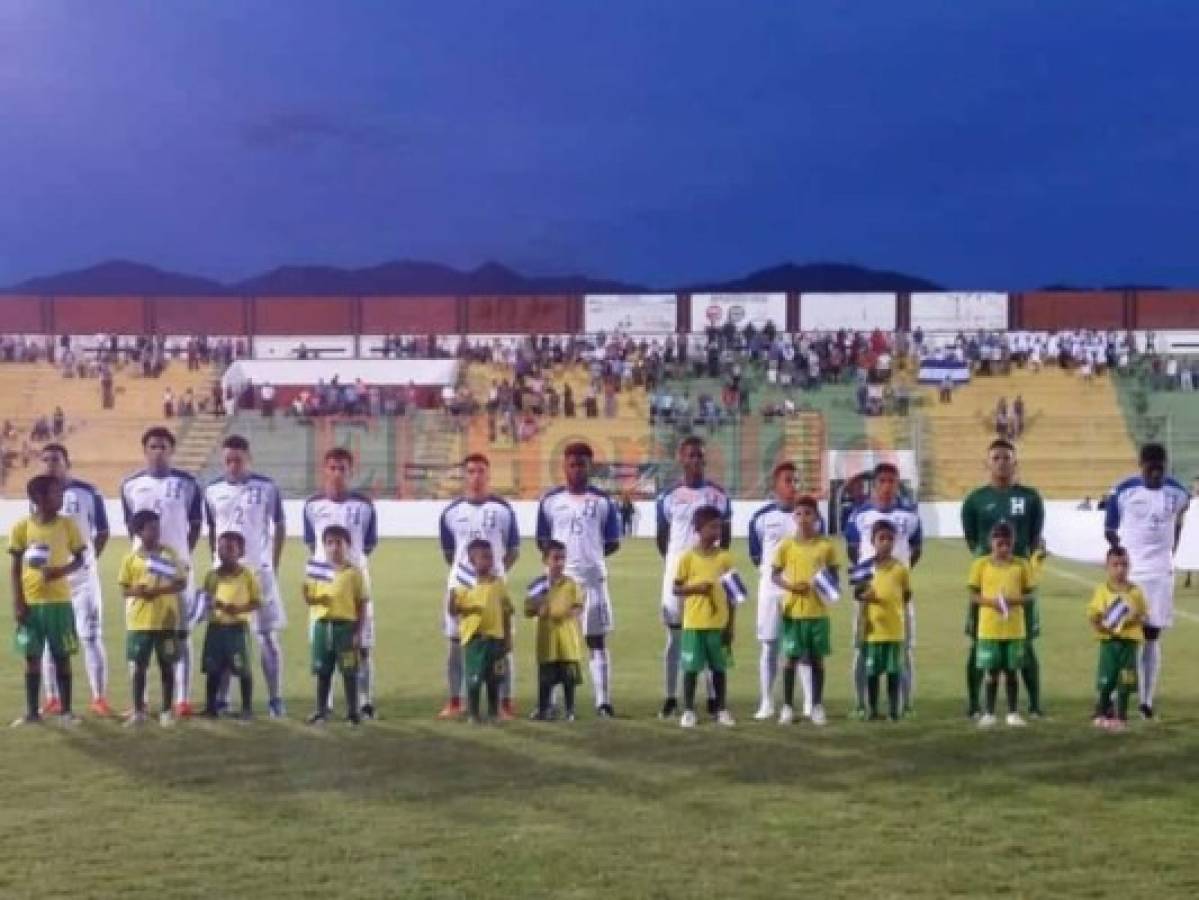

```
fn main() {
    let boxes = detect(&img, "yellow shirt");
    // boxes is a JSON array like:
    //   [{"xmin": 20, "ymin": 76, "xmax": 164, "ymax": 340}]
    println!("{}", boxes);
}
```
[
  {"xmin": 532, "ymin": 576, "xmax": 585, "ymax": 664},
  {"xmin": 968, "ymin": 556, "xmax": 1035, "ymax": 641},
  {"xmin": 1087, "ymin": 582, "xmax": 1147, "ymax": 643},
  {"xmin": 203, "ymin": 567, "xmax": 261, "ymax": 626},
  {"xmin": 674, "ymin": 547, "xmax": 733, "ymax": 630},
  {"xmin": 307, "ymin": 566, "xmax": 367, "ymax": 622},
  {"xmin": 863, "ymin": 557, "xmax": 911, "ymax": 643},
  {"xmin": 451, "ymin": 577, "xmax": 513, "ymax": 643},
  {"xmin": 8, "ymin": 515, "xmax": 85, "ymax": 605},
  {"xmin": 118, "ymin": 547, "xmax": 187, "ymax": 631},
  {"xmin": 772, "ymin": 535, "xmax": 839, "ymax": 620}
]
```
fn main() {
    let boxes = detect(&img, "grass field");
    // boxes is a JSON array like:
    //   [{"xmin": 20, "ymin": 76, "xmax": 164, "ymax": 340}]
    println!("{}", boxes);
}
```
[{"xmin": 4, "ymin": 537, "xmax": 1199, "ymax": 899}]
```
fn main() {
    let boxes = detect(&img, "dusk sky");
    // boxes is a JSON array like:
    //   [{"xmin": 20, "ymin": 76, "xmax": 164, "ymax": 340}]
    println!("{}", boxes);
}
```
[{"xmin": 2, "ymin": 1, "xmax": 1197, "ymax": 289}]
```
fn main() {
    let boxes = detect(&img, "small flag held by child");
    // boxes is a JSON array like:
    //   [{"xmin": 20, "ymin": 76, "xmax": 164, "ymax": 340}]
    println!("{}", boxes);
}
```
[
  {"xmin": 23, "ymin": 543, "xmax": 50, "ymax": 569},
  {"xmin": 455, "ymin": 561, "xmax": 477, "ymax": 589},
  {"xmin": 306, "ymin": 559, "xmax": 334, "ymax": 583},
  {"xmin": 995, "ymin": 592, "xmax": 1010, "ymax": 620},
  {"xmin": 527, "ymin": 575, "xmax": 550, "ymax": 610},
  {"xmin": 147, "ymin": 555, "xmax": 178, "ymax": 580},
  {"xmin": 1102, "ymin": 596, "xmax": 1131, "ymax": 631},
  {"xmin": 720, "ymin": 570, "xmax": 749, "ymax": 606},
  {"xmin": 849, "ymin": 559, "xmax": 875, "ymax": 588},
  {"xmin": 812, "ymin": 567, "xmax": 841, "ymax": 604}
]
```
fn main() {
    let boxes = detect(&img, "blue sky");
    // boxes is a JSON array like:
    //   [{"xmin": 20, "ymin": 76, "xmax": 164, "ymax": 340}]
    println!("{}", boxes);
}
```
[{"xmin": 1, "ymin": 0, "xmax": 1196, "ymax": 288}]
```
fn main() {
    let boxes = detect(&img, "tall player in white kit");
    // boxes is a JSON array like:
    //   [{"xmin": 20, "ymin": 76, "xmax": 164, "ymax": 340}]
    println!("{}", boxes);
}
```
[
  {"xmin": 437, "ymin": 453, "xmax": 520, "ymax": 720},
  {"xmin": 655, "ymin": 436, "xmax": 730, "ymax": 719},
  {"xmin": 39, "ymin": 443, "xmax": 113, "ymax": 717},
  {"xmin": 843, "ymin": 462, "xmax": 923, "ymax": 717},
  {"xmin": 748, "ymin": 461, "xmax": 802, "ymax": 720},
  {"xmin": 536, "ymin": 442, "xmax": 621, "ymax": 717},
  {"xmin": 1104, "ymin": 443, "xmax": 1189, "ymax": 719},
  {"xmin": 303, "ymin": 447, "xmax": 379, "ymax": 718},
  {"xmin": 120, "ymin": 428, "xmax": 202, "ymax": 716},
  {"xmin": 204, "ymin": 435, "xmax": 288, "ymax": 717}
]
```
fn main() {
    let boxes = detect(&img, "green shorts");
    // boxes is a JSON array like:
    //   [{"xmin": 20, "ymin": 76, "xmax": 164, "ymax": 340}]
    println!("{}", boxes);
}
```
[
  {"xmin": 14, "ymin": 603, "xmax": 77, "ymax": 659},
  {"xmin": 782, "ymin": 617, "xmax": 831, "ymax": 661},
  {"xmin": 864, "ymin": 641, "xmax": 904, "ymax": 676},
  {"xmin": 681, "ymin": 628, "xmax": 727, "ymax": 674},
  {"xmin": 126, "ymin": 630, "xmax": 180, "ymax": 669},
  {"xmin": 464, "ymin": 637, "xmax": 507, "ymax": 686},
  {"xmin": 1097, "ymin": 639, "xmax": 1139, "ymax": 694},
  {"xmin": 976, "ymin": 638, "xmax": 1026, "ymax": 672},
  {"xmin": 311, "ymin": 619, "xmax": 359, "ymax": 676},
  {"xmin": 202, "ymin": 623, "xmax": 251, "ymax": 677}
]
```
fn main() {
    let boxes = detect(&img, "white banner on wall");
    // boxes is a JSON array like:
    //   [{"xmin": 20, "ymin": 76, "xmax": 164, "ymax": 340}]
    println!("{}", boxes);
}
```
[
  {"xmin": 253, "ymin": 335, "xmax": 355, "ymax": 360},
  {"xmin": 584, "ymin": 294, "xmax": 677, "ymax": 334},
  {"xmin": 689, "ymin": 293, "xmax": 787, "ymax": 333},
  {"xmin": 910, "ymin": 292, "xmax": 1008, "ymax": 332},
  {"xmin": 800, "ymin": 293, "xmax": 896, "ymax": 331}
]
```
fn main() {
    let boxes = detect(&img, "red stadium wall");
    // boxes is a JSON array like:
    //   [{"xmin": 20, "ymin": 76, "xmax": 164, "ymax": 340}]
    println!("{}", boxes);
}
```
[
  {"xmin": 360, "ymin": 296, "xmax": 458, "ymax": 334},
  {"xmin": 1019, "ymin": 291, "xmax": 1126, "ymax": 330},
  {"xmin": 0, "ymin": 295, "xmax": 46, "ymax": 332},
  {"xmin": 464, "ymin": 295, "xmax": 574, "ymax": 333},
  {"xmin": 253, "ymin": 296, "xmax": 354, "ymax": 334},
  {"xmin": 152, "ymin": 296, "xmax": 248, "ymax": 335},
  {"xmin": 51, "ymin": 295, "xmax": 146, "ymax": 334},
  {"xmin": 1134, "ymin": 291, "xmax": 1199, "ymax": 329}
]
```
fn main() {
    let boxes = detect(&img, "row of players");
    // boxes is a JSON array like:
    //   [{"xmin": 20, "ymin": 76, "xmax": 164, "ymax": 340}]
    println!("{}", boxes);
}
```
[{"xmin": 6, "ymin": 429, "xmax": 1190, "ymax": 727}]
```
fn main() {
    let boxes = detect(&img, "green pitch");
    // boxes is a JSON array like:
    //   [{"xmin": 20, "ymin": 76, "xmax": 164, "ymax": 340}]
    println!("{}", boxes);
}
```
[{"xmin": 3, "ymin": 538, "xmax": 1199, "ymax": 899}]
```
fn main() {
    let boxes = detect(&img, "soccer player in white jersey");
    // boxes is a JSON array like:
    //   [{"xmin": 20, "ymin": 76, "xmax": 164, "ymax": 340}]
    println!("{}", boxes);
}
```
[
  {"xmin": 204, "ymin": 435, "xmax": 287, "ymax": 717},
  {"xmin": 39, "ymin": 443, "xmax": 113, "ymax": 717},
  {"xmin": 536, "ymin": 442, "xmax": 621, "ymax": 717},
  {"xmin": 748, "ymin": 461, "xmax": 802, "ymax": 720},
  {"xmin": 844, "ymin": 462, "xmax": 923, "ymax": 717},
  {"xmin": 120, "ymin": 427, "xmax": 202, "ymax": 716},
  {"xmin": 655, "ymin": 436, "xmax": 730, "ymax": 719},
  {"xmin": 437, "ymin": 453, "xmax": 520, "ymax": 720},
  {"xmin": 303, "ymin": 446, "xmax": 379, "ymax": 717},
  {"xmin": 1104, "ymin": 443, "xmax": 1190, "ymax": 719}
]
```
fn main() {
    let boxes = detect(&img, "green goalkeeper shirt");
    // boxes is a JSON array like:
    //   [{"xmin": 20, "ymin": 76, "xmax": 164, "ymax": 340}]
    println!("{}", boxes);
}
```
[{"xmin": 960, "ymin": 483, "xmax": 1045, "ymax": 559}]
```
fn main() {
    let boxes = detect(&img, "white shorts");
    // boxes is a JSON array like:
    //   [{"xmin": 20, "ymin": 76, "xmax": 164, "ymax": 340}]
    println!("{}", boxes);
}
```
[
  {"xmin": 1137, "ymin": 575, "xmax": 1176, "ymax": 629},
  {"xmin": 575, "ymin": 575, "xmax": 614, "ymax": 637},
  {"xmin": 660, "ymin": 563, "xmax": 681, "ymax": 627},
  {"xmin": 252, "ymin": 567, "xmax": 287, "ymax": 633},
  {"xmin": 756, "ymin": 578, "xmax": 783, "ymax": 642},
  {"xmin": 68, "ymin": 567, "xmax": 104, "ymax": 641}
]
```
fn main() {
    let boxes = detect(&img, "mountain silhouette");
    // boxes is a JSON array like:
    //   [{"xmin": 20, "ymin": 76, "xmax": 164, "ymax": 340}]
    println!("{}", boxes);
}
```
[{"xmin": 4, "ymin": 258, "xmax": 946, "ymax": 296}]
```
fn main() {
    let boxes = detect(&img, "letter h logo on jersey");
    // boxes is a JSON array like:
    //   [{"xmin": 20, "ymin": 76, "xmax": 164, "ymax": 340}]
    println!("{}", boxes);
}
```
[
  {"xmin": 583, "ymin": 498, "xmax": 598, "ymax": 519},
  {"xmin": 1010, "ymin": 497, "xmax": 1025, "ymax": 516},
  {"xmin": 483, "ymin": 509, "xmax": 497, "ymax": 531}
]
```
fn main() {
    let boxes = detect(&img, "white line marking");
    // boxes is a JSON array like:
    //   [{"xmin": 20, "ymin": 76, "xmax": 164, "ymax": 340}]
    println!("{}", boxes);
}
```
[{"xmin": 1045, "ymin": 565, "xmax": 1199, "ymax": 624}]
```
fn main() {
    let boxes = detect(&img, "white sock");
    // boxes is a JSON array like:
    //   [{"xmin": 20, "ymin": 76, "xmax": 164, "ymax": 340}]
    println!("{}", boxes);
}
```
[
  {"xmin": 758, "ymin": 641, "xmax": 778, "ymax": 708},
  {"xmin": 589, "ymin": 646, "xmax": 611, "ymax": 707},
  {"xmin": 1139, "ymin": 640, "xmax": 1161, "ymax": 707},
  {"xmin": 664, "ymin": 628, "xmax": 681, "ymax": 699},
  {"xmin": 798, "ymin": 663, "xmax": 814, "ymax": 715},
  {"xmin": 174, "ymin": 635, "xmax": 193, "ymax": 705},
  {"xmin": 447, "ymin": 641, "xmax": 464, "ymax": 699},
  {"xmin": 852, "ymin": 648, "xmax": 867, "ymax": 710},
  {"xmin": 501, "ymin": 652, "xmax": 514, "ymax": 702},
  {"xmin": 258, "ymin": 631, "xmax": 283, "ymax": 703},
  {"xmin": 357, "ymin": 649, "xmax": 374, "ymax": 708},
  {"xmin": 42, "ymin": 647, "xmax": 59, "ymax": 703}
]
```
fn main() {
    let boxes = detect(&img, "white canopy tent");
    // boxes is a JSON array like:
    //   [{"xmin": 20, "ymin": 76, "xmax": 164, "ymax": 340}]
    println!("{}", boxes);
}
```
[{"xmin": 221, "ymin": 358, "xmax": 460, "ymax": 397}]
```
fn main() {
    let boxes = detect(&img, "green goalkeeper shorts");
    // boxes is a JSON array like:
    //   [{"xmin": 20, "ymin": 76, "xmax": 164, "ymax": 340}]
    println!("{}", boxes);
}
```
[
  {"xmin": 126, "ymin": 630, "xmax": 180, "ymax": 669},
  {"xmin": 1096, "ymin": 639, "xmax": 1138, "ymax": 695}
]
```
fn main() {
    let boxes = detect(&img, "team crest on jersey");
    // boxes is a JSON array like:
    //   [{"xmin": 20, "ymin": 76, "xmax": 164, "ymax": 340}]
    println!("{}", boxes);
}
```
[
  {"xmin": 245, "ymin": 486, "xmax": 262, "ymax": 505},
  {"xmin": 483, "ymin": 508, "xmax": 498, "ymax": 530},
  {"xmin": 583, "ymin": 498, "xmax": 598, "ymax": 518},
  {"xmin": 1010, "ymin": 497, "xmax": 1025, "ymax": 516},
  {"xmin": 165, "ymin": 479, "xmax": 184, "ymax": 500}
]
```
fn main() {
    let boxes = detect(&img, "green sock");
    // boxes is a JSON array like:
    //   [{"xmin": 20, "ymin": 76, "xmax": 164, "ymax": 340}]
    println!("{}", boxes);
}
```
[
  {"xmin": 966, "ymin": 644, "xmax": 983, "ymax": 714},
  {"xmin": 1021, "ymin": 642, "xmax": 1041, "ymax": 713}
]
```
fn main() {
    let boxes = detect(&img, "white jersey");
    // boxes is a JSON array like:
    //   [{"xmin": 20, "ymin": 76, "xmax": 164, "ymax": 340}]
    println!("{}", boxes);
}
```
[
  {"xmin": 120, "ymin": 468, "xmax": 202, "ymax": 561},
  {"xmin": 656, "ymin": 480, "xmax": 731, "ymax": 560},
  {"xmin": 439, "ymin": 495, "xmax": 520, "ymax": 588},
  {"xmin": 60, "ymin": 478, "xmax": 108, "ymax": 571},
  {"xmin": 204, "ymin": 474, "xmax": 284, "ymax": 570},
  {"xmin": 303, "ymin": 492, "xmax": 377, "ymax": 569},
  {"xmin": 748, "ymin": 502, "xmax": 799, "ymax": 573},
  {"xmin": 843, "ymin": 498, "xmax": 923, "ymax": 566},
  {"xmin": 535, "ymin": 486, "xmax": 621, "ymax": 582},
  {"xmin": 1106, "ymin": 476, "xmax": 1190, "ymax": 577}
]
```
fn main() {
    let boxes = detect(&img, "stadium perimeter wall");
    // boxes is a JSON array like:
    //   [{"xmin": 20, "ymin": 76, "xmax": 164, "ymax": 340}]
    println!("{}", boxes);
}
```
[{"xmin": 4, "ymin": 501, "xmax": 1197, "ymax": 569}]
